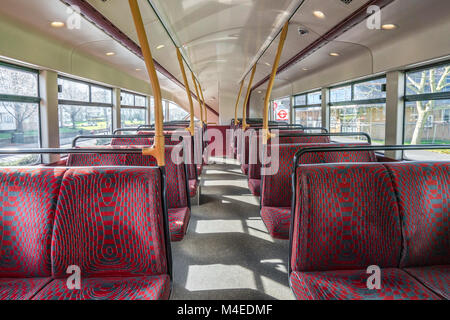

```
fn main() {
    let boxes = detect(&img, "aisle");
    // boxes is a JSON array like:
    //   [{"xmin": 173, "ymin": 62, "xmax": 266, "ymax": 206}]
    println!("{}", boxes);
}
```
[{"xmin": 171, "ymin": 157, "xmax": 294, "ymax": 300}]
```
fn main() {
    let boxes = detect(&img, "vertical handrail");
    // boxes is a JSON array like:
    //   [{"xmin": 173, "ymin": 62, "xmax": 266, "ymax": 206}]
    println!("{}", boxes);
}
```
[
  {"xmin": 176, "ymin": 48, "xmax": 195, "ymax": 136},
  {"xmin": 242, "ymin": 64, "xmax": 257, "ymax": 131},
  {"xmin": 263, "ymin": 22, "xmax": 289, "ymax": 145},
  {"xmin": 198, "ymin": 82, "xmax": 207, "ymax": 124},
  {"xmin": 128, "ymin": 0, "xmax": 164, "ymax": 165},
  {"xmin": 234, "ymin": 80, "xmax": 245, "ymax": 127},
  {"xmin": 191, "ymin": 72, "xmax": 203, "ymax": 126}
]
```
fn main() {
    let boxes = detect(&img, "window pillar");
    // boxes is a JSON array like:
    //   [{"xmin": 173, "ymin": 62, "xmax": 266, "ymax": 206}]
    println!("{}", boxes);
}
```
[
  {"xmin": 39, "ymin": 70, "xmax": 60, "ymax": 164},
  {"xmin": 147, "ymin": 96, "xmax": 152, "ymax": 125},
  {"xmin": 113, "ymin": 88, "xmax": 121, "ymax": 130},
  {"xmin": 321, "ymin": 87, "xmax": 330, "ymax": 130},
  {"xmin": 385, "ymin": 71, "xmax": 405, "ymax": 159}
]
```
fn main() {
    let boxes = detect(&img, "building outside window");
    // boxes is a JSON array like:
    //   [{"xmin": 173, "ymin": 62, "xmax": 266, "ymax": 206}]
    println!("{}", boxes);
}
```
[
  {"xmin": 58, "ymin": 77, "xmax": 113, "ymax": 147},
  {"xmin": 404, "ymin": 62, "xmax": 450, "ymax": 160},
  {"xmin": 168, "ymin": 101, "xmax": 190, "ymax": 121},
  {"xmin": 120, "ymin": 91, "xmax": 147, "ymax": 128},
  {"xmin": 329, "ymin": 77, "xmax": 386, "ymax": 144},
  {"xmin": 0, "ymin": 62, "xmax": 40, "ymax": 166},
  {"xmin": 293, "ymin": 90, "xmax": 322, "ymax": 127}
]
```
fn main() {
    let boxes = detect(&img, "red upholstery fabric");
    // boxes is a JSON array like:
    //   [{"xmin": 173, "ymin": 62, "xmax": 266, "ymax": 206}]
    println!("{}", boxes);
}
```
[
  {"xmin": 32, "ymin": 275, "xmax": 170, "ymax": 300},
  {"xmin": 260, "ymin": 207, "xmax": 291, "ymax": 239},
  {"xmin": 385, "ymin": 162, "xmax": 449, "ymax": 267},
  {"xmin": 290, "ymin": 269, "xmax": 440, "ymax": 300},
  {"xmin": 168, "ymin": 207, "xmax": 191, "ymax": 242},
  {"xmin": 111, "ymin": 137, "xmax": 151, "ymax": 146},
  {"xmin": 189, "ymin": 179, "xmax": 198, "ymax": 198},
  {"xmin": 248, "ymin": 178, "xmax": 261, "ymax": 197},
  {"xmin": 52, "ymin": 168, "xmax": 168, "ymax": 278},
  {"xmin": 0, "ymin": 168, "xmax": 66, "ymax": 277},
  {"xmin": 291, "ymin": 164, "xmax": 402, "ymax": 272},
  {"xmin": 405, "ymin": 265, "xmax": 449, "ymax": 299},
  {"xmin": 0, "ymin": 278, "xmax": 51, "ymax": 300},
  {"xmin": 278, "ymin": 135, "xmax": 329, "ymax": 144}
]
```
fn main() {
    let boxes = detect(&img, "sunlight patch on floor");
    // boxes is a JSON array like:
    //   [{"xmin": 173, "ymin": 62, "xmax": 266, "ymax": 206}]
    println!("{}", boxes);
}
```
[
  {"xmin": 195, "ymin": 220, "xmax": 244, "ymax": 234},
  {"xmin": 222, "ymin": 195, "xmax": 259, "ymax": 205},
  {"xmin": 186, "ymin": 265, "xmax": 256, "ymax": 291}
]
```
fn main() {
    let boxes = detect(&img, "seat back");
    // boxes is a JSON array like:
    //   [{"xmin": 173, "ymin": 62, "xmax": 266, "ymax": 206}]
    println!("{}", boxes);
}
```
[
  {"xmin": 52, "ymin": 167, "xmax": 168, "ymax": 278},
  {"xmin": 291, "ymin": 163, "xmax": 402, "ymax": 272},
  {"xmin": 385, "ymin": 162, "xmax": 449, "ymax": 268},
  {"xmin": 0, "ymin": 168, "xmax": 66, "ymax": 277},
  {"xmin": 67, "ymin": 151, "xmax": 128, "ymax": 166}
]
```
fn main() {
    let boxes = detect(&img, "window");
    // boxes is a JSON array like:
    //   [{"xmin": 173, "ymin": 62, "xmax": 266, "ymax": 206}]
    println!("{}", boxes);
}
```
[
  {"xmin": 272, "ymin": 97, "xmax": 290, "ymax": 123},
  {"xmin": 167, "ymin": 101, "xmax": 189, "ymax": 121},
  {"xmin": 329, "ymin": 77, "xmax": 386, "ymax": 144},
  {"xmin": 58, "ymin": 77, "xmax": 113, "ymax": 147},
  {"xmin": 404, "ymin": 62, "xmax": 450, "ymax": 160},
  {"xmin": 293, "ymin": 90, "xmax": 322, "ymax": 127},
  {"xmin": 0, "ymin": 62, "xmax": 40, "ymax": 166},
  {"xmin": 120, "ymin": 91, "xmax": 147, "ymax": 128}
]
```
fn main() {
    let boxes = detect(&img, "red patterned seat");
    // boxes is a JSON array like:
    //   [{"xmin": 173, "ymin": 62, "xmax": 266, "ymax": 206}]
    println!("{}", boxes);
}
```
[
  {"xmin": 260, "ymin": 207, "xmax": 291, "ymax": 239},
  {"xmin": 35, "ymin": 167, "xmax": 170, "ymax": 300},
  {"xmin": 0, "ymin": 168, "xmax": 65, "ymax": 300},
  {"xmin": 290, "ymin": 162, "xmax": 448, "ymax": 300}
]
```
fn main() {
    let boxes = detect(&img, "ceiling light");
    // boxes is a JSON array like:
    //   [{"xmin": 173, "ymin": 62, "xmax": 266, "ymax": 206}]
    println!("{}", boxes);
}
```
[
  {"xmin": 106, "ymin": 52, "xmax": 116, "ymax": 56},
  {"xmin": 381, "ymin": 24, "xmax": 398, "ymax": 30},
  {"xmin": 136, "ymin": 68, "xmax": 142, "ymax": 71},
  {"xmin": 265, "ymin": 62, "xmax": 271, "ymax": 67},
  {"xmin": 313, "ymin": 11, "xmax": 325, "ymax": 19},
  {"xmin": 156, "ymin": 45, "xmax": 165, "ymax": 50},
  {"xmin": 302, "ymin": 67, "xmax": 309, "ymax": 71},
  {"xmin": 257, "ymin": 91, "xmax": 262, "ymax": 94},
  {"xmin": 50, "ymin": 21, "xmax": 65, "ymax": 28},
  {"xmin": 329, "ymin": 52, "xmax": 340, "ymax": 57}
]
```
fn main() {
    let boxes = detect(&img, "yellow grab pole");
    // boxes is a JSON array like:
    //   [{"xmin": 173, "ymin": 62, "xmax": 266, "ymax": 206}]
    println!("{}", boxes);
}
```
[
  {"xmin": 176, "ymin": 48, "xmax": 195, "ymax": 136},
  {"xmin": 263, "ymin": 22, "xmax": 289, "ymax": 144},
  {"xmin": 234, "ymin": 80, "xmax": 245, "ymax": 127},
  {"xmin": 198, "ymin": 82, "xmax": 207, "ymax": 124},
  {"xmin": 128, "ymin": 0, "xmax": 164, "ymax": 166},
  {"xmin": 191, "ymin": 73, "xmax": 203, "ymax": 126},
  {"xmin": 242, "ymin": 64, "xmax": 257, "ymax": 131}
]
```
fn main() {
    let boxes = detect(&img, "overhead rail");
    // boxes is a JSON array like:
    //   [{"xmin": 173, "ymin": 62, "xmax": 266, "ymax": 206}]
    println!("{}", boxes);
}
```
[
  {"xmin": 176, "ymin": 48, "xmax": 195, "ymax": 136},
  {"xmin": 278, "ymin": 132, "xmax": 372, "ymax": 144},
  {"xmin": 262, "ymin": 22, "xmax": 289, "ymax": 144},
  {"xmin": 128, "ymin": 0, "xmax": 164, "ymax": 166}
]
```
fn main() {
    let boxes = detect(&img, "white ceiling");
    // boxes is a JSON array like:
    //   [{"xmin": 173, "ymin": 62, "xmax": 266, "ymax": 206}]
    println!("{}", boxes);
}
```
[{"xmin": 0, "ymin": 0, "xmax": 449, "ymax": 116}]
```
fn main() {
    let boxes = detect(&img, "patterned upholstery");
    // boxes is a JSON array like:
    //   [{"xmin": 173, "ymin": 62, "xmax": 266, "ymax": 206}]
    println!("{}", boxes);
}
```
[
  {"xmin": 67, "ymin": 152, "xmax": 128, "ymax": 166},
  {"xmin": 278, "ymin": 135, "xmax": 329, "ymax": 144},
  {"xmin": 291, "ymin": 164, "xmax": 402, "ymax": 272},
  {"xmin": 290, "ymin": 269, "xmax": 440, "ymax": 300},
  {"xmin": 189, "ymin": 179, "xmax": 198, "ymax": 198},
  {"xmin": 260, "ymin": 207, "xmax": 291, "ymax": 239},
  {"xmin": 111, "ymin": 137, "xmax": 152, "ymax": 146},
  {"xmin": 0, "ymin": 278, "xmax": 52, "ymax": 300},
  {"xmin": 385, "ymin": 162, "xmax": 449, "ymax": 267},
  {"xmin": 0, "ymin": 168, "xmax": 66, "ymax": 277},
  {"xmin": 405, "ymin": 265, "xmax": 449, "ymax": 299},
  {"xmin": 32, "ymin": 275, "xmax": 170, "ymax": 300},
  {"xmin": 168, "ymin": 207, "xmax": 191, "ymax": 242},
  {"xmin": 248, "ymin": 178, "xmax": 261, "ymax": 197},
  {"xmin": 52, "ymin": 168, "xmax": 168, "ymax": 278}
]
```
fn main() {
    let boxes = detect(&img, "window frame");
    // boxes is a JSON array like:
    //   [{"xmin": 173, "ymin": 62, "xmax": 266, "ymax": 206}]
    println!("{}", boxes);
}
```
[
  {"xmin": 120, "ymin": 90, "xmax": 148, "ymax": 109},
  {"xmin": 0, "ymin": 60, "xmax": 42, "ymax": 164}
]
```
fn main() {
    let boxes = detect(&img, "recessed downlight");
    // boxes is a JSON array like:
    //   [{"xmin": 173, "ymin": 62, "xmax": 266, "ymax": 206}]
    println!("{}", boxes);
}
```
[
  {"xmin": 329, "ymin": 52, "xmax": 340, "ymax": 57},
  {"xmin": 136, "ymin": 68, "xmax": 142, "ymax": 71},
  {"xmin": 50, "ymin": 21, "xmax": 65, "ymax": 28},
  {"xmin": 265, "ymin": 62, "xmax": 271, "ymax": 67},
  {"xmin": 381, "ymin": 24, "xmax": 398, "ymax": 30},
  {"xmin": 313, "ymin": 11, "xmax": 325, "ymax": 19},
  {"xmin": 156, "ymin": 44, "xmax": 165, "ymax": 50},
  {"xmin": 257, "ymin": 91, "xmax": 262, "ymax": 94},
  {"xmin": 302, "ymin": 67, "xmax": 309, "ymax": 71},
  {"xmin": 106, "ymin": 52, "xmax": 116, "ymax": 56}
]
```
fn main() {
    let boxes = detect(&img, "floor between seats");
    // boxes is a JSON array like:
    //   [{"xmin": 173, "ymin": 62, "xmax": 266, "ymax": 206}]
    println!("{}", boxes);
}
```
[{"xmin": 171, "ymin": 157, "xmax": 294, "ymax": 300}]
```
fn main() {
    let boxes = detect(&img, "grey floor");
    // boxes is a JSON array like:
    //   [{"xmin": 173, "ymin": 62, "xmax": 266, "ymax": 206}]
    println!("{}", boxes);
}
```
[{"xmin": 171, "ymin": 157, "xmax": 294, "ymax": 300}]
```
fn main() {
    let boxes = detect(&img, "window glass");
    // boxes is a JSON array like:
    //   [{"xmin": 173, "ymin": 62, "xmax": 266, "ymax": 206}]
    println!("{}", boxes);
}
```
[
  {"xmin": 91, "ymin": 86, "xmax": 112, "ymax": 104},
  {"xmin": 135, "ymin": 95, "xmax": 146, "ymax": 107},
  {"xmin": 121, "ymin": 108, "xmax": 146, "ymax": 128},
  {"xmin": 0, "ymin": 65, "xmax": 38, "ymax": 97},
  {"xmin": 295, "ymin": 106, "xmax": 321, "ymax": 127},
  {"xmin": 330, "ymin": 103, "xmax": 385, "ymax": 144},
  {"xmin": 330, "ymin": 85, "xmax": 351, "ymax": 103},
  {"xmin": 121, "ymin": 92, "xmax": 135, "ymax": 106},
  {"xmin": 293, "ymin": 94, "xmax": 306, "ymax": 106},
  {"xmin": 406, "ymin": 64, "xmax": 450, "ymax": 95},
  {"xmin": 150, "ymin": 97, "xmax": 155, "ymax": 124},
  {"xmin": 168, "ymin": 102, "xmax": 189, "ymax": 121},
  {"xmin": 354, "ymin": 78, "xmax": 386, "ymax": 100},
  {"xmin": 0, "ymin": 63, "xmax": 40, "ymax": 166},
  {"xmin": 58, "ymin": 78, "xmax": 89, "ymax": 102},
  {"xmin": 307, "ymin": 91, "xmax": 321, "ymax": 105}
]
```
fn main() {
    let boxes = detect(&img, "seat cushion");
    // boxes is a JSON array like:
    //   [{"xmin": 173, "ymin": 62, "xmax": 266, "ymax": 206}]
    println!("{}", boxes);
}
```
[
  {"xmin": 33, "ymin": 275, "xmax": 170, "ymax": 300},
  {"xmin": 0, "ymin": 168, "xmax": 66, "ymax": 277},
  {"xmin": 0, "ymin": 278, "xmax": 51, "ymax": 300},
  {"xmin": 290, "ymin": 269, "xmax": 440, "ymax": 300},
  {"xmin": 241, "ymin": 164, "xmax": 249, "ymax": 176},
  {"xmin": 189, "ymin": 179, "xmax": 198, "ymax": 197},
  {"xmin": 248, "ymin": 178, "xmax": 261, "ymax": 196},
  {"xmin": 197, "ymin": 164, "xmax": 203, "ymax": 176},
  {"xmin": 260, "ymin": 207, "xmax": 291, "ymax": 240},
  {"xmin": 168, "ymin": 207, "xmax": 190, "ymax": 242},
  {"xmin": 385, "ymin": 162, "xmax": 449, "ymax": 267},
  {"xmin": 405, "ymin": 265, "xmax": 449, "ymax": 299}
]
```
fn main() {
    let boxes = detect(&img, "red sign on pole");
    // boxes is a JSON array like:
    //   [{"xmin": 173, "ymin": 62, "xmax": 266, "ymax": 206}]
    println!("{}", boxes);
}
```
[{"xmin": 276, "ymin": 108, "xmax": 289, "ymax": 121}]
